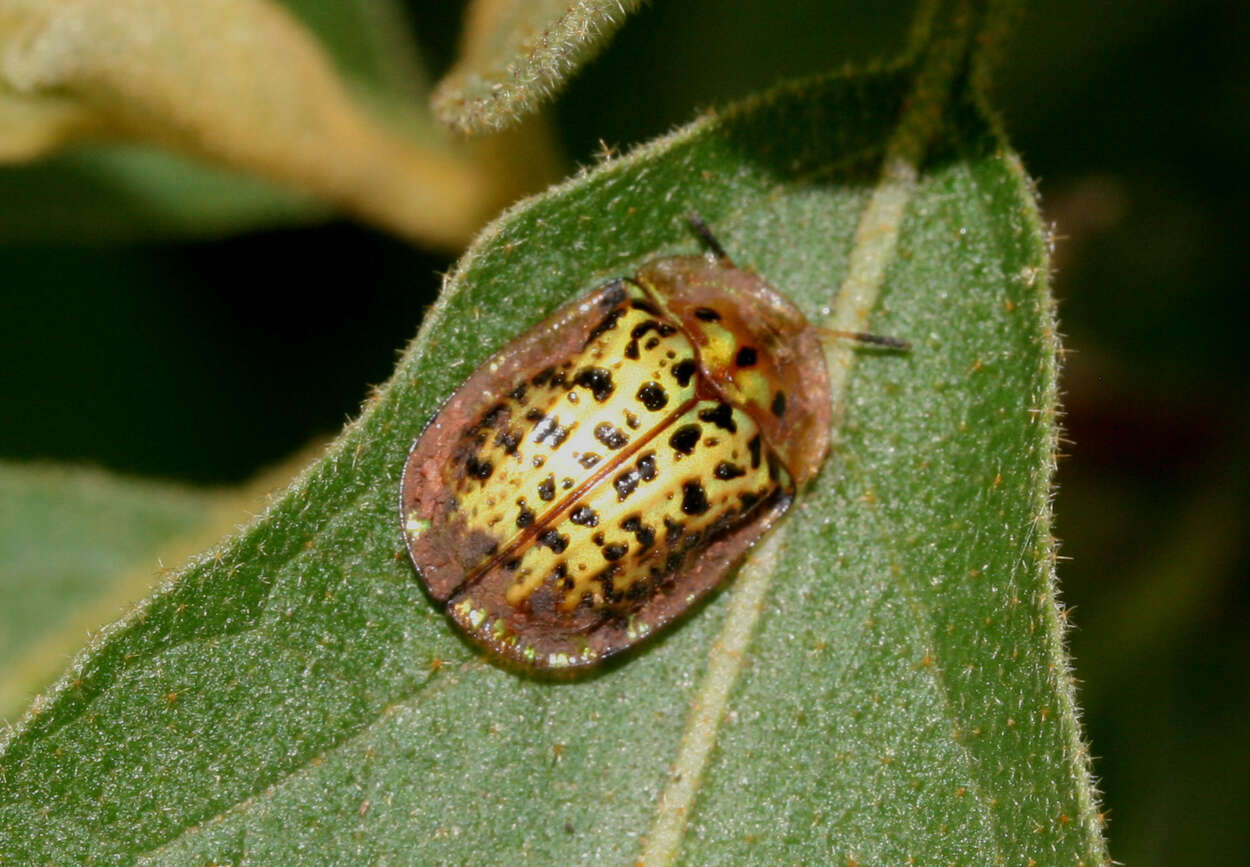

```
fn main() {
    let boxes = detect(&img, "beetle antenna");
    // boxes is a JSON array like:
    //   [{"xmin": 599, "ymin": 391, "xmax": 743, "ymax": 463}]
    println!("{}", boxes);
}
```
[
  {"xmin": 685, "ymin": 212, "xmax": 734, "ymax": 266},
  {"xmin": 821, "ymin": 328, "xmax": 911, "ymax": 351}
]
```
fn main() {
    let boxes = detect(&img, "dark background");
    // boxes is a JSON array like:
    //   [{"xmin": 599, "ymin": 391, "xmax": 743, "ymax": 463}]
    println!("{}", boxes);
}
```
[{"xmin": 2, "ymin": 2, "xmax": 1245, "ymax": 862}]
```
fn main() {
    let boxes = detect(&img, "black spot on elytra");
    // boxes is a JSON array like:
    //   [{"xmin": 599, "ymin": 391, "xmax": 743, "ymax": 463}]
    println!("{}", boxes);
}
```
[
  {"xmin": 495, "ymin": 429, "xmax": 521, "ymax": 455},
  {"xmin": 612, "ymin": 452, "xmax": 658, "ymax": 503},
  {"xmin": 479, "ymin": 404, "xmax": 508, "ymax": 430},
  {"xmin": 525, "ymin": 407, "xmax": 544, "ymax": 422},
  {"xmin": 632, "ymin": 318, "xmax": 679, "ymax": 340},
  {"xmin": 645, "ymin": 337, "xmax": 660, "ymax": 350},
  {"xmin": 672, "ymin": 358, "xmax": 697, "ymax": 387},
  {"xmin": 637, "ymin": 452, "xmax": 657, "ymax": 481},
  {"xmin": 624, "ymin": 411, "xmax": 640, "ymax": 429},
  {"xmin": 663, "ymin": 517, "xmax": 685, "ymax": 541},
  {"xmin": 504, "ymin": 557, "xmax": 521, "ymax": 571},
  {"xmin": 465, "ymin": 456, "xmax": 494, "ymax": 480},
  {"xmin": 509, "ymin": 382, "xmax": 528, "ymax": 402},
  {"xmin": 694, "ymin": 307, "xmax": 721, "ymax": 322},
  {"xmin": 735, "ymin": 346, "xmax": 758, "ymax": 367},
  {"xmin": 621, "ymin": 515, "xmax": 656, "ymax": 550},
  {"xmin": 594, "ymin": 422, "xmax": 629, "ymax": 450},
  {"xmin": 636, "ymin": 382, "xmax": 668, "ymax": 411},
  {"xmin": 550, "ymin": 562, "xmax": 570, "ymax": 589},
  {"xmin": 574, "ymin": 367, "xmax": 615, "ymax": 402},
  {"xmin": 602, "ymin": 543, "xmax": 628, "ymax": 562},
  {"xmin": 586, "ymin": 307, "xmax": 626, "ymax": 344},
  {"xmin": 669, "ymin": 424, "xmax": 701, "ymax": 455},
  {"xmin": 714, "ymin": 461, "xmax": 747, "ymax": 480},
  {"xmin": 592, "ymin": 532, "xmax": 605, "ymax": 546},
  {"xmin": 739, "ymin": 491, "xmax": 761, "ymax": 512},
  {"xmin": 532, "ymin": 414, "xmax": 571, "ymax": 447},
  {"xmin": 631, "ymin": 298, "xmax": 661, "ymax": 316},
  {"xmin": 699, "ymin": 402, "xmax": 737, "ymax": 433},
  {"xmin": 597, "ymin": 564, "xmax": 622, "ymax": 603},
  {"xmin": 748, "ymin": 434, "xmax": 763, "ymax": 468},
  {"xmin": 531, "ymin": 455, "xmax": 546, "ymax": 468},
  {"xmin": 578, "ymin": 452, "xmax": 601, "ymax": 469},
  {"xmin": 538, "ymin": 529, "xmax": 569, "ymax": 554},
  {"xmin": 569, "ymin": 505, "xmax": 599, "ymax": 527},
  {"xmin": 515, "ymin": 502, "xmax": 536, "ymax": 528},
  {"xmin": 624, "ymin": 580, "xmax": 650, "ymax": 601},
  {"xmin": 601, "ymin": 280, "xmax": 628, "ymax": 309},
  {"xmin": 624, "ymin": 340, "xmax": 640, "ymax": 360},
  {"xmin": 771, "ymin": 390, "xmax": 787, "ymax": 417},
  {"xmin": 681, "ymin": 481, "xmax": 710, "ymax": 515},
  {"xmin": 537, "ymin": 475, "xmax": 556, "ymax": 501},
  {"xmin": 630, "ymin": 321, "xmax": 659, "ymax": 340},
  {"xmin": 531, "ymin": 367, "xmax": 556, "ymax": 387},
  {"xmin": 562, "ymin": 477, "xmax": 575, "ymax": 489},
  {"xmin": 614, "ymin": 468, "xmax": 640, "ymax": 502}
]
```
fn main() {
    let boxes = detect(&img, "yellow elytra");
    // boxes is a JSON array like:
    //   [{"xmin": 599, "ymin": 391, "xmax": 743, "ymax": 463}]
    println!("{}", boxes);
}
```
[{"xmin": 401, "ymin": 216, "xmax": 833, "ymax": 670}]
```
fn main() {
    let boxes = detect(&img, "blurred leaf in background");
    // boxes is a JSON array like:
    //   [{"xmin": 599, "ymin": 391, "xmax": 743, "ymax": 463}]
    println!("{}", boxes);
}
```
[
  {"xmin": 0, "ymin": 0, "xmax": 557, "ymax": 245},
  {"xmin": 0, "ymin": 465, "xmax": 216, "ymax": 715},
  {"xmin": 1, "ymin": 0, "xmax": 1245, "ymax": 863},
  {"xmin": 994, "ymin": 1, "xmax": 1250, "ymax": 863}
]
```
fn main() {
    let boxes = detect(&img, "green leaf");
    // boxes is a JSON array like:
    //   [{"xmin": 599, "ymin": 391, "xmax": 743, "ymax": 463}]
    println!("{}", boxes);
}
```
[
  {"xmin": 433, "ymin": 0, "xmax": 645, "ymax": 134},
  {"xmin": 0, "ymin": 10, "xmax": 1107, "ymax": 864},
  {"xmin": 0, "ymin": 464, "xmax": 216, "ymax": 720}
]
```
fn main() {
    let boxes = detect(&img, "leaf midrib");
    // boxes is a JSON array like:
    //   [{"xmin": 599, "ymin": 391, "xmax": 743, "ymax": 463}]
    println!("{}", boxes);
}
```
[{"xmin": 638, "ymin": 2, "xmax": 985, "ymax": 862}]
